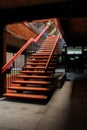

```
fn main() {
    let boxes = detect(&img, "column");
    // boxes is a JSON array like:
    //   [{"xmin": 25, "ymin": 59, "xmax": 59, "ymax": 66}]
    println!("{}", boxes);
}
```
[{"xmin": 0, "ymin": 26, "xmax": 6, "ymax": 97}]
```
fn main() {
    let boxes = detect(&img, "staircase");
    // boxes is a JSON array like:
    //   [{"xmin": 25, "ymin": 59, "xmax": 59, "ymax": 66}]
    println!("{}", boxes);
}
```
[{"xmin": 4, "ymin": 35, "xmax": 60, "ymax": 102}]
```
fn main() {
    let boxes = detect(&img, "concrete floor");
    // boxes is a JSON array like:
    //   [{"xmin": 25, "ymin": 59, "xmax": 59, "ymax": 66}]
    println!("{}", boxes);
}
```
[{"xmin": 0, "ymin": 73, "xmax": 87, "ymax": 130}]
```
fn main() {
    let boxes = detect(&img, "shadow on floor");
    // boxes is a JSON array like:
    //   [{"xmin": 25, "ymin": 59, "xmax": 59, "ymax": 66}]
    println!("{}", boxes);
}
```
[
  {"xmin": 1, "ymin": 73, "xmax": 87, "ymax": 130},
  {"xmin": 67, "ymin": 73, "xmax": 87, "ymax": 130}
]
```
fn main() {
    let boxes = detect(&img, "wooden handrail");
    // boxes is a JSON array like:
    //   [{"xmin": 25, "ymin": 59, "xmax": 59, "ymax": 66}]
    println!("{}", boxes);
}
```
[
  {"xmin": 45, "ymin": 35, "xmax": 60, "ymax": 71},
  {"xmin": 2, "ymin": 26, "xmax": 49, "ymax": 73}
]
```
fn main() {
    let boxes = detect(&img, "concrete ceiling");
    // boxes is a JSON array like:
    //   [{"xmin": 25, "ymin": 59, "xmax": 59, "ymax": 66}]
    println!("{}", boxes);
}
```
[
  {"xmin": 6, "ymin": 31, "xmax": 26, "ymax": 48},
  {"xmin": 59, "ymin": 18, "xmax": 87, "ymax": 46},
  {"xmin": 0, "ymin": 0, "xmax": 68, "ymax": 9},
  {"xmin": 0, "ymin": 0, "xmax": 87, "ymax": 47}
]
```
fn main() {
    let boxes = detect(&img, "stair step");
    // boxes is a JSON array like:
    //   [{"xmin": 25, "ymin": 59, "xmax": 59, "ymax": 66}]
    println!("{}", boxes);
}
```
[
  {"xmin": 33, "ymin": 53, "xmax": 58, "ymax": 56},
  {"xmin": 20, "ymin": 70, "xmax": 54, "ymax": 74},
  {"xmin": 43, "ymin": 42, "xmax": 54, "ymax": 44},
  {"xmin": 39, "ymin": 49, "xmax": 52, "ymax": 51},
  {"xmin": 42, "ymin": 41, "xmax": 54, "ymax": 43},
  {"xmin": 8, "ymin": 86, "xmax": 50, "ymax": 91},
  {"xmin": 41, "ymin": 45, "xmax": 54, "ymax": 47},
  {"xmin": 40, "ymin": 47, "xmax": 53, "ymax": 49},
  {"xmin": 32, "ymin": 54, "xmax": 50, "ymax": 56},
  {"xmin": 30, "ymin": 56, "xmax": 49, "ymax": 59},
  {"xmin": 38, "ymin": 50, "xmax": 51, "ymax": 52},
  {"xmin": 28, "ymin": 59, "xmax": 47, "ymax": 62},
  {"xmin": 28, "ymin": 59, "xmax": 56, "ymax": 62},
  {"xmin": 12, "ymin": 80, "xmax": 51, "ymax": 85},
  {"xmin": 25, "ymin": 62, "xmax": 56, "ymax": 66},
  {"xmin": 29, "ymin": 57, "xmax": 49, "ymax": 59},
  {"xmin": 23, "ymin": 66, "xmax": 46, "ymax": 69},
  {"xmin": 29, "ymin": 56, "xmax": 57, "ymax": 59},
  {"xmin": 23, "ymin": 66, "xmax": 55, "ymax": 69},
  {"xmin": 25, "ymin": 62, "xmax": 46, "ymax": 65},
  {"xmin": 30, "ymin": 55, "xmax": 49, "ymax": 58},
  {"xmin": 36, "ymin": 52, "xmax": 51, "ymax": 55},
  {"xmin": 16, "ymin": 75, "xmax": 53, "ymax": 79},
  {"xmin": 3, "ymin": 93, "xmax": 47, "ymax": 100}
]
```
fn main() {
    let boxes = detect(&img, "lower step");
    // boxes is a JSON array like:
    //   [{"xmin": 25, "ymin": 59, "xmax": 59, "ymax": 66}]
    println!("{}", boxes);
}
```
[
  {"xmin": 8, "ymin": 86, "xmax": 50, "ymax": 91},
  {"xmin": 12, "ymin": 80, "xmax": 51, "ymax": 85},
  {"xmin": 3, "ymin": 93, "xmax": 47, "ymax": 100},
  {"xmin": 20, "ymin": 70, "xmax": 54, "ymax": 74},
  {"xmin": 16, "ymin": 75, "xmax": 53, "ymax": 79}
]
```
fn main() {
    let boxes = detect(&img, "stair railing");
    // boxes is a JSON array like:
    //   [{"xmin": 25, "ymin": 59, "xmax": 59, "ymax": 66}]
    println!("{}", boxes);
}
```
[
  {"xmin": 45, "ymin": 35, "xmax": 60, "ymax": 72},
  {"xmin": 2, "ymin": 26, "xmax": 49, "ymax": 90},
  {"xmin": 2, "ymin": 26, "xmax": 49, "ymax": 74}
]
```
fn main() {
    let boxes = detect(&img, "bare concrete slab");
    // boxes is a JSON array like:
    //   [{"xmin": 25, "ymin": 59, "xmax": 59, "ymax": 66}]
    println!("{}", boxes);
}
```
[{"xmin": 0, "ymin": 77, "xmax": 87, "ymax": 130}]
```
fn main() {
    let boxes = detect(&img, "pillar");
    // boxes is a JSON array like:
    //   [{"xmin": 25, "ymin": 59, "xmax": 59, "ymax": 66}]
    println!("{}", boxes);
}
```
[{"xmin": 0, "ymin": 25, "xmax": 6, "ymax": 97}]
